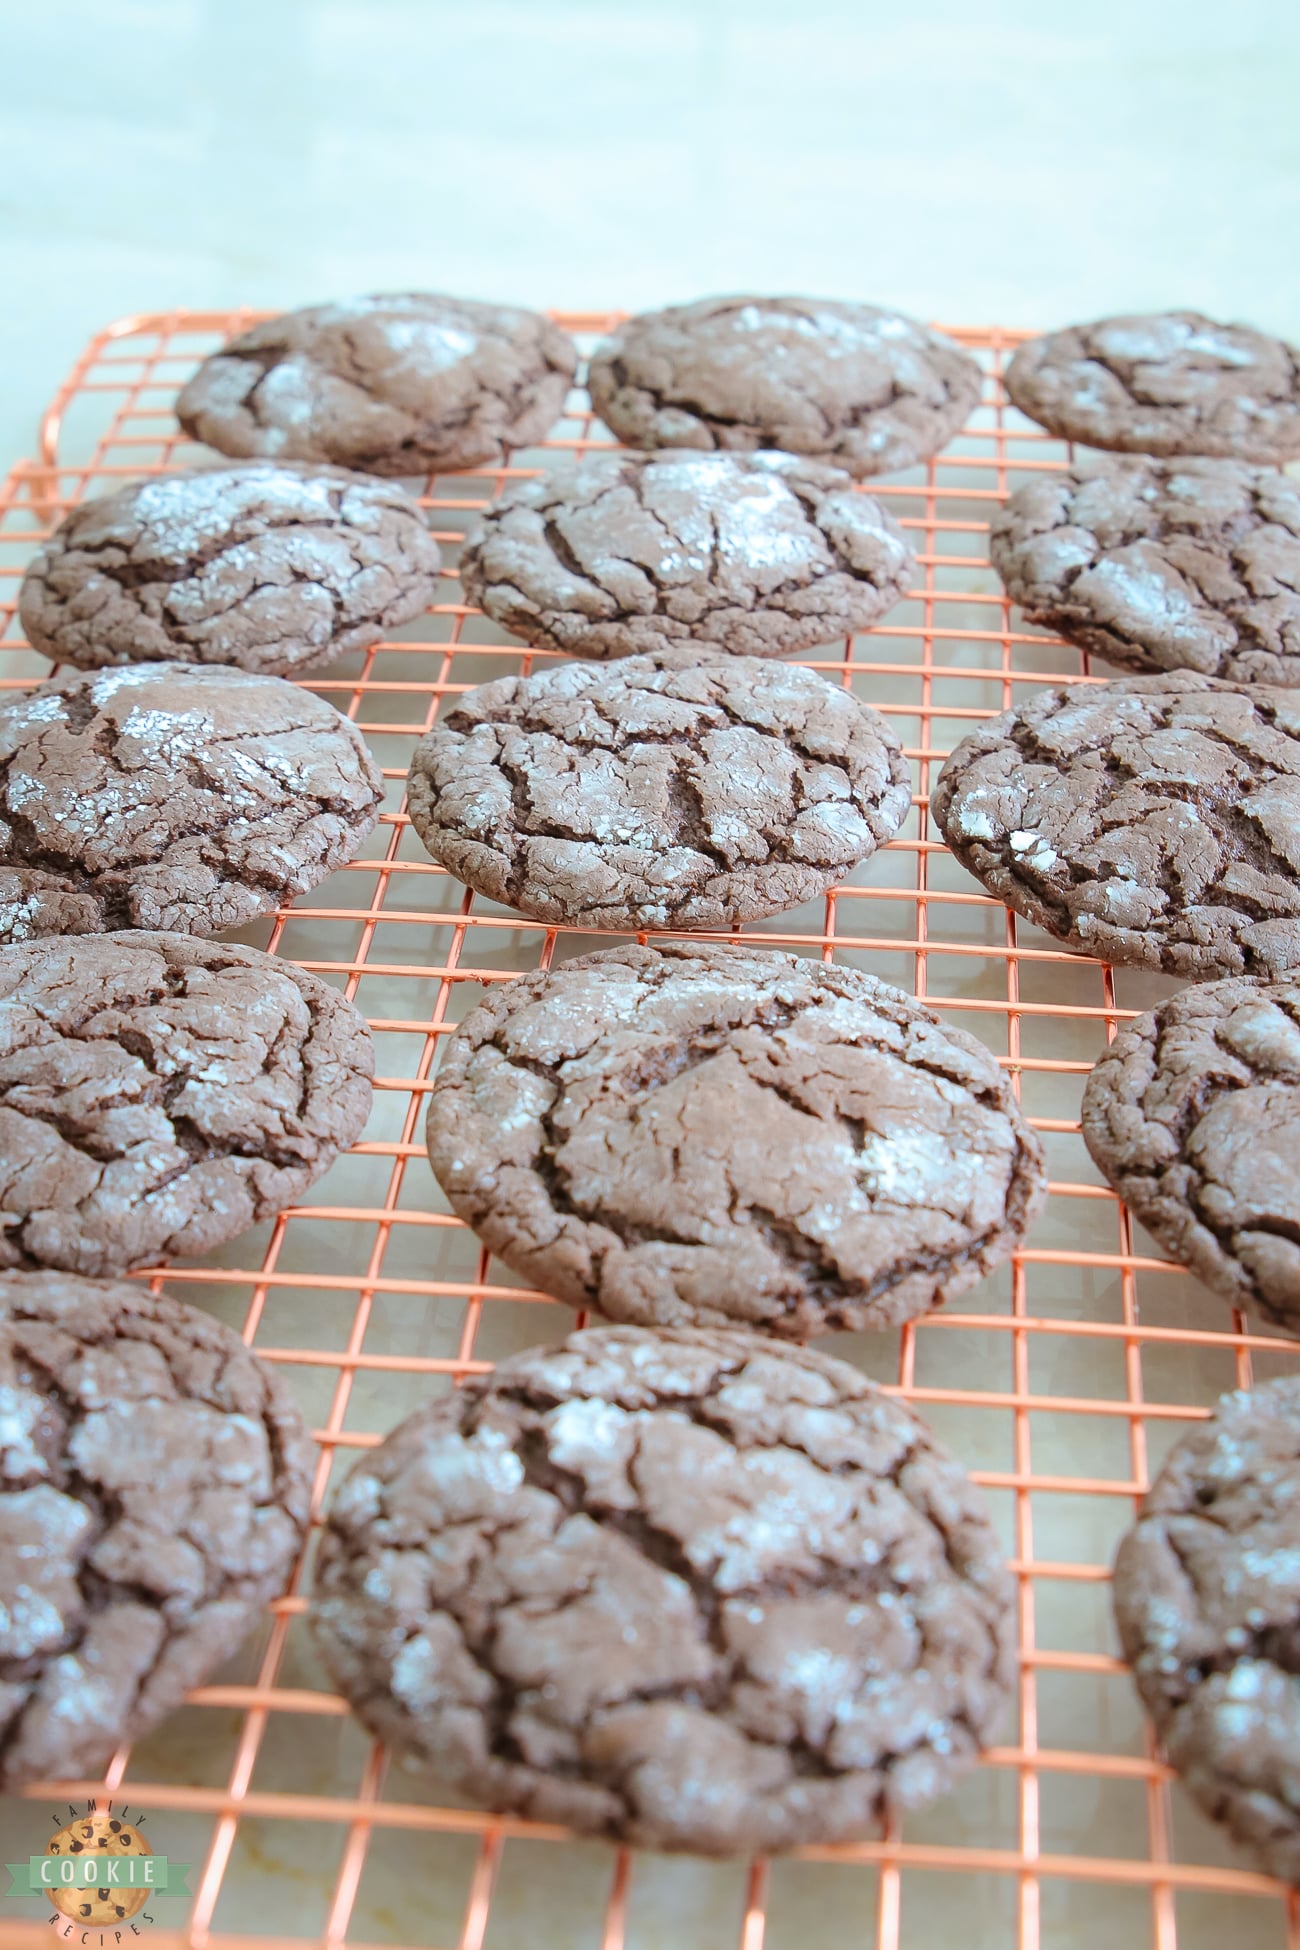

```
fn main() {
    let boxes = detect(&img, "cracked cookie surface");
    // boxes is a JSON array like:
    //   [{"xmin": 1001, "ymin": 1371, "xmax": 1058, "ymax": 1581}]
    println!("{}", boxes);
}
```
[
  {"xmin": 990, "ymin": 457, "xmax": 1300, "ymax": 686},
  {"xmin": 0, "ymin": 931, "xmax": 373, "ymax": 1276},
  {"xmin": 311, "ymin": 1323, "xmax": 1016, "ymax": 1854},
  {"xmin": 1005, "ymin": 312, "xmax": 1300, "ymax": 463},
  {"xmin": 586, "ymin": 297, "xmax": 981, "ymax": 480},
  {"xmin": 19, "ymin": 463, "xmax": 441, "ymax": 677},
  {"xmin": 1113, "ymin": 1375, "xmax": 1300, "ymax": 1883},
  {"xmin": 1082, "ymin": 974, "xmax": 1300, "ymax": 1333},
  {"xmin": 406, "ymin": 650, "xmax": 912, "ymax": 930},
  {"xmin": 0, "ymin": 1268, "xmax": 312, "ymax": 1789},
  {"xmin": 176, "ymin": 294, "xmax": 577, "ymax": 477},
  {"xmin": 931, "ymin": 674, "xmax": 1300, "ymax": 979},
  {"xmin": 0, "ymin": 660, "xmax": 383, "ymax": 941},
  {"xmin": 425, "ymin": 942, "xmax": 1046, "ymax": 1336},
  {"xmin": 458, "ymin": 448, "xmax": 915, "ymax": 660}
]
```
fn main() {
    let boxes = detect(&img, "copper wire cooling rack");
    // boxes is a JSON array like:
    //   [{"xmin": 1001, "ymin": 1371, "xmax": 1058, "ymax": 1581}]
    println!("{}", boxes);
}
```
[{"xmin": 0, "ymin": 310, "xmax": 1296, "ymax": 1950}]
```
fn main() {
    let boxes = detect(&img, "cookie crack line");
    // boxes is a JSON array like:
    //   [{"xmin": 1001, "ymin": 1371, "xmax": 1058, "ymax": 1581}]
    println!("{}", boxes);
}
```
[
  {"xmin": 311, "ymin": 1326, "xmax": 1018, "ymax": 1854},
  {"xmin": 1006, "ymin": 705, "xmax": 1300, "ymax": 905},
  {"xmin": 1005, "ymin": 316, "xmax": 1300, "ymax": 464},
  {"xmin": 935, "ymin": 683, "xmax": 1300, "ymax": 974},
  {"xmin": 1097, "ymin": 350, "xmax": 1296, "ymax": 417},
  {"xmin": 0, "ymin": 935, "xmax": 373, "ymax": 1276},
  {"xmin": 496, "ymin": 1000, "xmax": 1021, "ymax": 1149},
  {"xmin": 413, "ymin": 655, "xmax": 908, "ymax": 929},
  {"xmin": 1111, "ymin": 1375, "xmax": 1300, "ymax": 1882},
  {"xmin": 1083, "ymin": 984, "xmax": 1300, "ymax": 1324},
  {"xmin": 464, "ymin": 711, "xmax": 876, "ymax": 801},
  {"xmin": 0, "ymin": 1283, "xmax": 308, "ymax": 1785},
  {"xmin": 52, "ymin": 489, "xmax": 368, "ymax": 586},
  {"xmin": 1159, "ymin": 1517, "xmax": 1300, "ymax": 1692},
  {"xmin": 0, "ymin": 676, "xmax": 382, "ymax": 931},
  {"xmin": 180, "ymin": 298, "xmax": 576, "ymax": 475},
  {"xmin": 426, "ymin": 945, "xmax": 1046, "ymax": 1339},
  {"xmin": 489, "ymin": 1364, "xmax": 940, "ymax": 1500},
  {"xmin": 588, "ymin": 301, "xmax": 981, "ymax": 480},
  {"xmin": 737, "ymin": 1165, "xmax": 1040, "ymax": 1325},
  {"xmin": 230, "ymin": 346, "xmax": 285, "ymax": 430},
  {"xmin": 0, "ymin": 977, "xmax": 336, "ymax": 1180},
  {"xmin": 460, "ymin": 450, "xmax": 916, "ymax": 660},
  {"xmin": 990, "ymin": 471, "xmax": 1294, "ymax": 678},
  {"xmin": 526, "ymin": 526, "xmax": 860, "ymax": 628},
  {"xmin": 458, "ymin": 1401, "xmax": 946, "ymax": 1785},
  {"xmin": 0, "ymin": 785, "xmax": 347, "ymax": 912}
]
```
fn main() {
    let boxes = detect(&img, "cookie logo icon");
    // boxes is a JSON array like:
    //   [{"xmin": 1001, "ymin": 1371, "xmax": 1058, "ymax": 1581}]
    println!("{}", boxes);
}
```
[
  {"xmin": 5, "ymin": 1799, "xmax": 190, "ymax": 1938},
  {"xmin": 46, "ymin": 1816, "xmax": 150, "ymax": 1926}
]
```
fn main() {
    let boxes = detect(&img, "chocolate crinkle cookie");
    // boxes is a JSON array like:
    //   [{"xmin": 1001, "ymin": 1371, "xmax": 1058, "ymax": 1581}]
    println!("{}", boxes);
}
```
[
  {"xmin": 0, "ymin": 931, "xmax": 373, "ymax": 1277},
  {"xmin": 0, "ymin": 660, "xmax": 382, "ymax": 942},
  {"xmin": 458, "ymin": 448, "xmax": 915, "ymax": 660},
  {"xmin": 1114, "ymin": 1375, "xmax": 1300, "ymax": 1884},
  {"xmin": 1005, "ymin": 312, "xmax": 1300, "ymax": 464},
  {"xmin": 1082, "ymin": 973, "xmax": 1300, "ymax": 1334},
  {"xmin": 0, "ymin": 1269, "xmax": 312, "ymax": 1790},
  {"xmin": 990, "ymin": 457, "xmax": 1300, "ymax": 687},
  {"xmin": 587, "ymin": 297, "xmax": 982, "ymax": 480},
  {"xmin": 406, "ymin": 650, "xmax": 912, "ymax": 931},
  {"xmin": 932, "ymin": 674, "xmax": 1300, "ymax": 980},
  {"xmin": 425, "ymin": 942, "xmax": 1046, "ymax": 1337},
  {"xmin": 176, "ymin": 294, "xmax": 577, "ymax": 477},
  {"xmin": 311, "ymin": 1324, "xmax": 1016, "ymax": 1855},
  {"xmin": 19, "ymin": 463, "xmax": 441, "ymax": 677}
]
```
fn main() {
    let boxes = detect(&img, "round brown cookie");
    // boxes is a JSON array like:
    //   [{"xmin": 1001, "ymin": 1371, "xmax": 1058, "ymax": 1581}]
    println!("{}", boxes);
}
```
[
  {"xmin": 1005, "ymin": 312, "xmax": 1300, "ymax": 464},
  {"xmin": 0, "ymin": 1269, "xmax": 312, "ymax": 1790},
  {"xmin": 587, "ymin": 296, "xmax": 982, "ymax": 480},
  {"xmin": 425, "ymin": 942, "xmax": 1046, "ymax": 1336},
  {"xmin": 176, "ymin": 294, "xmax": 577, "ymax": 477},
  {"xmin": 990, "ymin": 457, "xmax": 1300, "ymax": 686},
  {"xmin": 931, "ymin": 674, "xmax": 1300, "ymax": 979},
  {"xmin": 0, "ymin": 660, "xmax": 383, "ymax": 942},
  {"xmin": 405, "ymin": 650, "xmax": 912, "ymax": 930},
  {"xmin": 0, "ymin": 931, "xmax": 373, "ymax": 1277},
  {"xmin": 1082, "ymin": 973, "xmax": 1300, "ymax": 1333},
  {"xmin": 19, "ymin": 463, "xmax": 441, "ymax": 677},
  {"xmin": 311, "ymin": 1323, "xmax": 1015, "ymax": 1855},
  {"xmin": 458, "ymin": 448, "xmax": 916, "ymax": 660},
  {"xmin": 1113, "ymin": 1375, "xmax": 1300, "ymax": 1883}
]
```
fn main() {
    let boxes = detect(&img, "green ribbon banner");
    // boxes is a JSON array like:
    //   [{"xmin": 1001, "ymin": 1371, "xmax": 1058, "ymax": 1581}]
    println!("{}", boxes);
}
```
[{"xmin": 7, "ymin": 1856, "xmax": 191, "ymax": 1895}]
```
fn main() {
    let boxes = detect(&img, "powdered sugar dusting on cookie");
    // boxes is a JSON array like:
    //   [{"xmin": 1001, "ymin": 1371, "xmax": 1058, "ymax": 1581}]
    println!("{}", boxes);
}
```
[
  {"xmin": 176, "ymin": 294, "xmax": 577, "ymax": 476},
  {"xmin": 1114, "ymin": 1373, "xmax": 1300, "ymax": 1882},
  {"xmin": 462, "ymin": 448, "xmax": 917, "ymax": 660},
  {"xmin": 588, "ymin": 297, "xmax": 981, "ymax": 480},
  {"xmin": 0, "ymin": 1271, "xmax": 312, "ymax": 1787},
  {"xmin": 312, "ymin": 1323, "xmax": 1016, "ymax": 1854},
  {"xmin": 0, "ymin": 663, "xmax": 381, "ymax": 938}
]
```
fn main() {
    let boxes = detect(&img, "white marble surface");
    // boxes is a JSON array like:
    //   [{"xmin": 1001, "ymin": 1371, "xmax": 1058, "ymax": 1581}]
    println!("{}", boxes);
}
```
[{"xmin": 5, "ymin": 0, "xmax": 1300, "ymax": 468}]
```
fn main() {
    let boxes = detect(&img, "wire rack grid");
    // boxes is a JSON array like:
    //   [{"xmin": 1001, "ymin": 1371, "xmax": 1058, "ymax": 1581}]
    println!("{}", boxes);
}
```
[{"xmin": 0, "ymin": 308, "xmax": 1295, "ymax": 1950}]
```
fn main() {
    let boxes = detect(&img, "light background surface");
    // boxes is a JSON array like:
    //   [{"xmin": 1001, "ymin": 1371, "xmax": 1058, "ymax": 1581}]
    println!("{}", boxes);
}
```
[
  {"xmin": 2, "ymin": 9, "xmax": 1300, "ymax": 1948},
  {"xmin": 4, "ymin": 0, "xmax": 1300, "ymax": 467}
]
